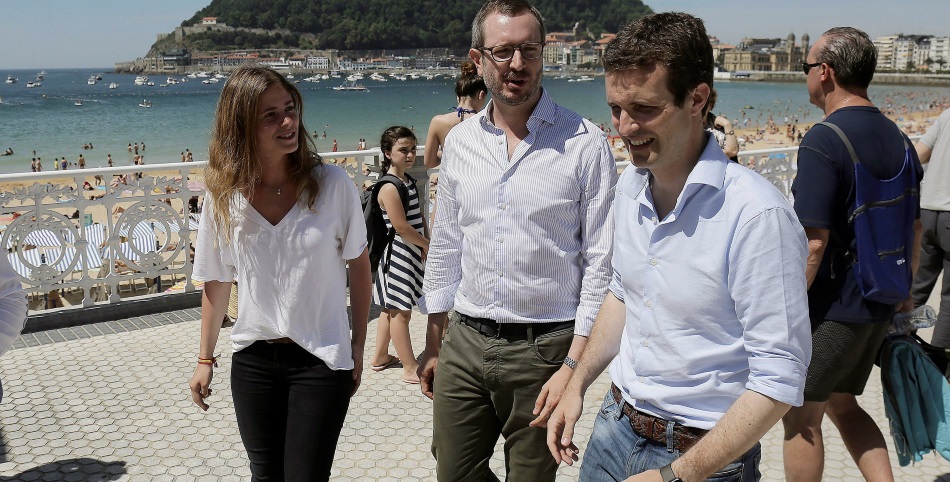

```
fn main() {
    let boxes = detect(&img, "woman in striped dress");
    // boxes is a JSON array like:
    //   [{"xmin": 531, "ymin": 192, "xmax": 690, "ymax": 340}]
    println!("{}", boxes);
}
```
[{"xmin": 370, "ymin": 126, "xmax": 429, "ymax": 384}]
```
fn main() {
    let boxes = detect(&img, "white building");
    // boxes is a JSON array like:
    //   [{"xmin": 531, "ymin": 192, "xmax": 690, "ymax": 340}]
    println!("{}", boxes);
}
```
[{"xmin": 307, "ymin": 56, "xmax": 330, "ymax": 70}]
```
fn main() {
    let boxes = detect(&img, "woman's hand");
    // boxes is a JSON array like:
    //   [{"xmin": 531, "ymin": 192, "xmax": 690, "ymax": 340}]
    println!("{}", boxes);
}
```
[{"xmin": 189, "ymin": 364, "xmax": 214, "ymax": 411}]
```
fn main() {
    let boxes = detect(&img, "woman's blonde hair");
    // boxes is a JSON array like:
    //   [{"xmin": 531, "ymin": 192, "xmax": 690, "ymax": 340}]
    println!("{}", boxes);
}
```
[{"xmin": 206, "ymin": 65, "xmax": 323, "ymax": 242}]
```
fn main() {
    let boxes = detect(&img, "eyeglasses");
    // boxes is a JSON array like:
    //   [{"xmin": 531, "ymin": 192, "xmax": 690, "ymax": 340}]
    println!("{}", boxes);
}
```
[
  {"xmin": 478, "ymin": 42, "xmax": 545, "ymax": 62},
  {"xmin": 801, "ymin": 61, "xmax": 823, "ymax": 74}
]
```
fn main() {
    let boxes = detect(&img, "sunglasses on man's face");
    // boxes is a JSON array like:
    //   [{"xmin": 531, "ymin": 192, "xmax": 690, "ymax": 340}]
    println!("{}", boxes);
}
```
[{"xmin": 801, "ymin": 62, "xmax": 823, "ymax": 74}]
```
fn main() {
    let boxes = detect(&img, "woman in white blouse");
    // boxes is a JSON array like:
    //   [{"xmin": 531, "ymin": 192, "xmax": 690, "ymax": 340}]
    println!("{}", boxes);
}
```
[{"xmin": 188, "ymin": 65, "xmax": 371, "ymax": 481}]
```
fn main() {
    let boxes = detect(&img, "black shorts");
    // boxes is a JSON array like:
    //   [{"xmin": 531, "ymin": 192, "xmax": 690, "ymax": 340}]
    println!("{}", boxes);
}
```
[{"xmin": 804, "ymin": 318, "xmax": 890, "ymax": 402}]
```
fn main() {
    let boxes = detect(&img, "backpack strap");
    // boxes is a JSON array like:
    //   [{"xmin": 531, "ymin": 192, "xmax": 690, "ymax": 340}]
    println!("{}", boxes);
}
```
[
  {"xmin": 374, "ymin": 174, "xmax": 410, "ymax": 212},
  {"xmin": 817, "ymin": 121, "xmax": 860, "ymax": 165}
]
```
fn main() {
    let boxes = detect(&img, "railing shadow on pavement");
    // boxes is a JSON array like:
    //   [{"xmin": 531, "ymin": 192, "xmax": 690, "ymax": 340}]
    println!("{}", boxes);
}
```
[{"xmin": 0, "ymin": 457, "xmax": 127, "ymax": 481}]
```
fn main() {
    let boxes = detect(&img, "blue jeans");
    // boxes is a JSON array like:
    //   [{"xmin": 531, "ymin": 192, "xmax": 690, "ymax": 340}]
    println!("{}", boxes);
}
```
[{"xmin": 580, "ymin": 391, "xmax": 761, "ymax": 482}]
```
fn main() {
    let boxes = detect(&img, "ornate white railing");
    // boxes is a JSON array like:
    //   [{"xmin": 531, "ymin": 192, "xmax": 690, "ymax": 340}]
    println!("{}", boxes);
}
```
[
  {"xmin": 0, "ymin": 150, "xmax": 406, "ymax": 312},
  {"xmin": 8, "ymin": 139, "xmax": 904, "ymax": 312}
]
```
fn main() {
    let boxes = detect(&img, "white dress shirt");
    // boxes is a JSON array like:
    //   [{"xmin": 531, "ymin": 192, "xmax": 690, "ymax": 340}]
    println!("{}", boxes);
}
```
[
  {"xmin": 419, "ymin": 89, "xmax": 617, "ymax": 336},
  {"xmin": 609, "ymin": 136, "xmax": 812, "ymax": 429}
]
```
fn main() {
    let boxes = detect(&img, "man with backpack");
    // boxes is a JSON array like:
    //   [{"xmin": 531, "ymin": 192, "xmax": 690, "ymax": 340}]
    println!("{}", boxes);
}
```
[{"xmin": 783, "ymin": 27, "xmax": 924, "ymax": 482}]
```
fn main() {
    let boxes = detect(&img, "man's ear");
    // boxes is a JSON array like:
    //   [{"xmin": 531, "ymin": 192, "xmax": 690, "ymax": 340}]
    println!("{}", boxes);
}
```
[
  {"xmin": 470, "ymin": 48, "xmax": 485, "ymax": 75},
  {"xmin": 690, "ymin": 83, "xmax": 711, "ymax": 118}
]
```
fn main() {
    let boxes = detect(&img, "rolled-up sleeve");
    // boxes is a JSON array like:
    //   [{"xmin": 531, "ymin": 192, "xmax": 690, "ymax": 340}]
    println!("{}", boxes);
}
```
[
  {"xmin": 729, "ymin": 206, "xmax": 812, "ymax": 406},
  {"xmin": 574, "ymin": 139, "xmax": 617, "ymax": 336},
  {"xmin": 418, "ymin": 137, "xmax": 463, "ymax": 315}
]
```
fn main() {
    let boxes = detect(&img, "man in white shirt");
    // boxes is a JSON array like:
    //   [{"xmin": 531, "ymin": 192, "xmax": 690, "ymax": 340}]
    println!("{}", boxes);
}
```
[
  {"xmin": 416, "ymin": 1, "xmax": 616, "ymax": 480},
  {"xmin": 546, "ymin": 13, "xmax": 812, "ymax": 482},
  {"xmin": 913, "ymin": 107, "xmax": 950, "ymax": 348}
]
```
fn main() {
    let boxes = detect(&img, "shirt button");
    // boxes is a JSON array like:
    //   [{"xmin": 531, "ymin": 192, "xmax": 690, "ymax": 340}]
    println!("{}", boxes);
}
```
[
  {"xmin": 645, "ymin": 300, "xmax": 653, "ymax": 308},
  {"xmin": 496, "ymin": 236, "xmax": 504, "ymax": 243},
  {"xmin": 498, "ymin": 203, "xmax": 506, "ymax": 210},
  {"xmin": 494, "ymin": 300, "xmax": 503, "ymax": 307},
  {"xmin": 498, "ymin": 271, "xmax": 503, "ymax": 277},
  {"xmin": 638, "ymin": 376, "xmax": 646, "ymax": 383},
  {"xmin": 498, "ymin": 139, "xmax": 504, "ymax": 145},
  {"xmin": 652, "ymin": 216, "xmax": 658, "ymax": 225},
  {"xmin": 650, "ymin": 258, "xmax": 658, "ymax": 266},
  {"xmin": 642, "ymin": 340, "xmax": 649, "ymax": 347}
]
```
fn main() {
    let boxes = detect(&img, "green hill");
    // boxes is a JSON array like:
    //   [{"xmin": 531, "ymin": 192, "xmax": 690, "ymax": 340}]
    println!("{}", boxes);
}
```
[{"xmin": 175, "ymin": 0, "xmax": 652, "ymax": 51}]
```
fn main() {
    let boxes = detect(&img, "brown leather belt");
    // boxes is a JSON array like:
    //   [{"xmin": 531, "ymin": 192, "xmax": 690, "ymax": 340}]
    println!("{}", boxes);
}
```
[
  {"xmin": 611, "ymin": 384, "xmax": 707, "ymax": 452},
  {"xmin": 265, "ymin": 337, "xmax": 294, "ymax": 344},
  {"xmin": 457, "ymin": 313, "xmax": 574, "ymax": 342}
]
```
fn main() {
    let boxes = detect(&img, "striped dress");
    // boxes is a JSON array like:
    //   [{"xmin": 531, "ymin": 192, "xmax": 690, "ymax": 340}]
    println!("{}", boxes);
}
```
[{"xmin": 373, "ymin": 179, "xmax": 425, "ymax": 310}]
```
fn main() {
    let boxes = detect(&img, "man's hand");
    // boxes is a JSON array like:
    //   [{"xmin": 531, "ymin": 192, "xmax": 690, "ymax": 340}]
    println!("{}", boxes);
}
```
[
  {"xmin": 624, "ymin": 470, "xmax": 664, "ymax": 482},
  {"xmin": 530, "ymin": 365, "xmax": 573, "ymax": 427},
  {"xmin": 544, "ymin": 387, "xmax": 584, "ymax": 465},
  {"xmin": 714, "ymin": 115, "xmax": 733, "ymax": 131},
  {"xmin": 418, "ymin": 349, "xmax": 439, "ymax": 399},
  {"xmin": 895, "ymin": 296, "xmax": 914, "ymax": 314}
]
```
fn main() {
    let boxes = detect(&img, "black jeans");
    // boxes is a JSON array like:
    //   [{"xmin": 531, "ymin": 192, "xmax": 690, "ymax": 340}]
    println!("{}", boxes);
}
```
[
  {"xmin": 912, "ymin": 209, "xmax": 950, "ymax": 347},
  {"xmin": 231, "ymin": 341, "xmax": 353, "ymax": 482}
]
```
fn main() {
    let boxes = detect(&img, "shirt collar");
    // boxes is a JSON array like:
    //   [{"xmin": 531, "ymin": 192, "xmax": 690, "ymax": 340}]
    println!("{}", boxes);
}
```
[
  {"xmin": 480, "ymin": 87, "xmax": 556, "ymax": 132},
  {"xmin": 629, "ymin": 133, "xmax": 731, "ymax": 213}
]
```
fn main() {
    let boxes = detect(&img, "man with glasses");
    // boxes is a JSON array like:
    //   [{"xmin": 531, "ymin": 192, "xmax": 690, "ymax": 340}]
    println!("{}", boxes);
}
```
[
  {"xmin": 545, "ymin": 13, "xmax": 811, "ymax": 482},
  {"xmin": 782, "ymin": 27, "xmax": 923, "ymax": 482},
  {"xmin": 417, "ymin": 0, "xmax": 616, "ymax": 480}
]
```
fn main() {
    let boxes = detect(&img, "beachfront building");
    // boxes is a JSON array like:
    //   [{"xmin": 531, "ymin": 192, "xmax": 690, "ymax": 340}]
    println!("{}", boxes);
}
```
[
  {"xmin": 874, "ymin": 34, "xmax": 950, "ymax": 71},
  {"xmin": 721, "ymin": 32, "xmax": 808, "ymax": 73}
]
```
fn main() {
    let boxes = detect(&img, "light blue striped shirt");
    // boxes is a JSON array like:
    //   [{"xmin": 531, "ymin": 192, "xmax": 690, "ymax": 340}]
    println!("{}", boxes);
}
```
[
  {"xmin": 419, "ymin": 89, "xmax": 617, "ymax": 336},
  {"xmin": 609, "ymin": 136, "xmax": 812, "ymax": 429}
]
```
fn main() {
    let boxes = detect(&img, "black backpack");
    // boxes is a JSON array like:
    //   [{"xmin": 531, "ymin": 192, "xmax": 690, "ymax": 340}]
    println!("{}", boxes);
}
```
[{"xmin": 361, "ymin": 173, "xmax": 413, "ymax": 277}]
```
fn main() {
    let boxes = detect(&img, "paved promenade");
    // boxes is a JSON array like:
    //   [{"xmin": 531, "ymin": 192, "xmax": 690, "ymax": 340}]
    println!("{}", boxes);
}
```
[{"xmin": 0, "ymin": 302, "xmax": 948, "ymax": 481}]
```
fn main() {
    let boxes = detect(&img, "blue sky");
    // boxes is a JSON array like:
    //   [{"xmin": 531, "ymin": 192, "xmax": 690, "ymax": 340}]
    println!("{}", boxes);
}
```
[{"xmin": 0, "ymin": 0, "xmax": 948, "ymax": 69}]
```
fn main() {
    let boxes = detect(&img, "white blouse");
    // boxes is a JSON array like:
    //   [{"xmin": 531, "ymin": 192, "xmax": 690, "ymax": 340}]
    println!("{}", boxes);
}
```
[{"xmin": 193, "ymin": 164, "xmax": 367, "ymax": 370}]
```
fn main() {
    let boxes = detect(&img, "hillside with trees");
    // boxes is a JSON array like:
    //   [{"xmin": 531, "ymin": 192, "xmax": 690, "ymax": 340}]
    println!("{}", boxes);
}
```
[{"xmin": 177, "ymin": 0, "xmax": 652, "ymax": 51}]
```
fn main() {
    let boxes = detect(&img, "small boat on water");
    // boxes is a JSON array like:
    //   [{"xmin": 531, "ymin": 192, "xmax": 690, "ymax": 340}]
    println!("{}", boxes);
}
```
[
  {"xmin": 201, "ymin": 78, "xmax": 219, "ymax": 84},
  {"xmin": 26, "ymin": 81, "xmax": 41, "ymax": 88},
  {"xmin": 5, "ymin": 75, "xmax": 16, "ymax": 84},
  {"xmin": 134, "ymin": 76, "xmax": 148, "ymax": 86},
  {"xmin": 109, "ymin": 82, "xmax": 118, "ymax": 89},
  {"xmin": 139, "ymin": 100, "xmax": 152, "ymax": 108},
  {"xmin": 74, "ymin": 100, "xmax": 83, "ymax": 106},
  {"xmin": 333, "ymin": 80, "xmax": 369, "ymax": 92},
  {"xmin": 87, "ymin": 76, "xmax": 97, "ymax": 85}
]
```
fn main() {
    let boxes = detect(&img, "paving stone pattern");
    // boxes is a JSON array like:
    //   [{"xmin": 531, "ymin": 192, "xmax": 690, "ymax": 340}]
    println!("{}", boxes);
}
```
[{"xmin": 0, "ymin": 307, "xmax": 948, "ymax": 481}]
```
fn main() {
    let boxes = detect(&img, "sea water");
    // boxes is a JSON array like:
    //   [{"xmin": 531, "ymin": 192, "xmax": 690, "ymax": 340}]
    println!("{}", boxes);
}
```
[{"xmin": 1, "ymin": 68, "xmax": 948, "ymax": 175}]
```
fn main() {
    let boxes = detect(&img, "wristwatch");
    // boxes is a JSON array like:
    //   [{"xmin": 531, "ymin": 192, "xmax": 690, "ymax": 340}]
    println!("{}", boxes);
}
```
[
  {"xmin": 725, "ymin": 130, "xmax": 735, "ymax": 136},
  {"xmin": 660, "ymin": 463, "xmax": 684, "ymax": 482},
  {"xmin": 563, "ymin": 356, "xmax": 578, "ymax": 370}
]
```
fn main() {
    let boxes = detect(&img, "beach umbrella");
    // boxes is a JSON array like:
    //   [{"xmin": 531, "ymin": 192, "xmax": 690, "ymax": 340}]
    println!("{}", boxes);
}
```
[{"xmin": 21, "ymin": 229, "xmax": 75, "ymax": 247}]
